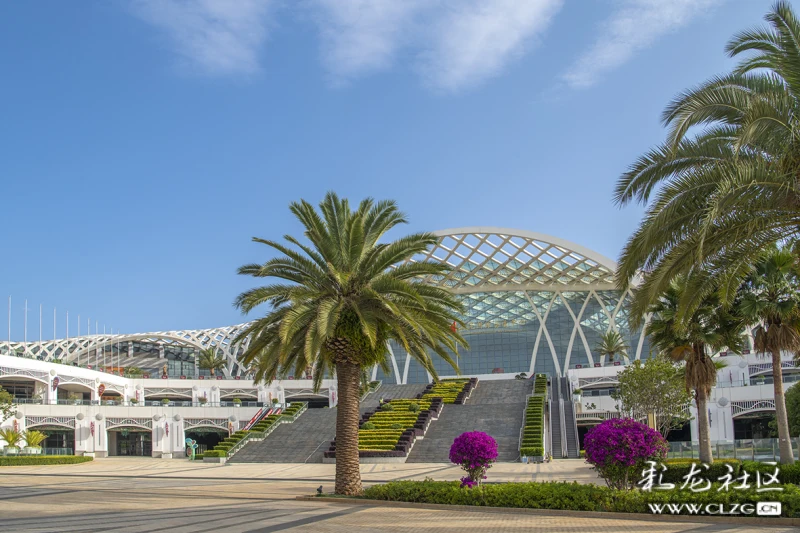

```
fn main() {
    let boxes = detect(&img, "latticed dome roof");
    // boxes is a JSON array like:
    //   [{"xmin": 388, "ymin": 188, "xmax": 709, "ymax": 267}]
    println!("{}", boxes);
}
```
[{"xmin": 404, "ymin": 227, "xmax": 618, "ymax": 293}]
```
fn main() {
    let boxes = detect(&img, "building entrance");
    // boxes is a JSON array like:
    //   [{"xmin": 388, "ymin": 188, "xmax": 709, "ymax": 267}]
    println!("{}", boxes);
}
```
[{"xmin": 112, "ymin": 429, "xmax": 152, "ymax": 457}]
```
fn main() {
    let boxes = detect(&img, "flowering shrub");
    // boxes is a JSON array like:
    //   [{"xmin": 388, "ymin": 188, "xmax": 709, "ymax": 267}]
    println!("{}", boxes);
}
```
[
  {"xmin": 584, "ymin": 418, "xmax": 668, "ymax": 490},
  {"xmin": 449, "ymin": 431, "xmax": 498, "ymax": 488}
]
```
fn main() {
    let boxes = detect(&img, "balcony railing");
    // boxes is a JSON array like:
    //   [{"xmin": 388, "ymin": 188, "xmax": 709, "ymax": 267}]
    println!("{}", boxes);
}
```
[
  {"xmin": 667, "ymin": 438, "xmax": 800, "ymax": 462},
  {"xmin": 12, "ymin": 398, "xmax": 270, "ymax": 408}
]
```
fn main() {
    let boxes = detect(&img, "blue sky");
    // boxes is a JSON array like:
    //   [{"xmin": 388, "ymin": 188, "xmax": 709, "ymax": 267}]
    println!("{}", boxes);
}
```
[{"xmin": 0, "ymin": 0, "xmax": 780, "ymax": 339}]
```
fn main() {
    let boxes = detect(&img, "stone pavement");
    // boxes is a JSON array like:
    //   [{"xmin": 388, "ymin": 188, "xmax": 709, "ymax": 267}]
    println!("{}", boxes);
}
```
[
  {"xmin": 0, "ymin": 457, "xmax": 603, "ymax": 484},
  {"xmin": 0, "ymin": 471, "xmax": 793, "ymax": 532},
  {"xmin": 0, "ymin": 459, "xmax": 794, "ymax": 532}
]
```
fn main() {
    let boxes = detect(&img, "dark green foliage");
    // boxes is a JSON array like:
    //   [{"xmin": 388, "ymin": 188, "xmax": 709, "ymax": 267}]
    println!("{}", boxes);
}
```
[
  {"xmin": 659, "ymin": 459, "xmax": 742, "ymax": 484},
  {"xmin": 362, "ymin": 479, "xmax": 800, "ymax": 517},
  {"xmin": 0, "ymin": 456, "xmax": 94, "ymax": 466},
  {"xmin": 381, "ymin": 402, "xmax": 395, "ymax": 411},
  {"xmin": 361, "ymin": 422, "xmax": 376, "ymax": 430},
  {"xmin": 408, "ymin": 402, "xmax": 420, "ymax": 413},
  {"xmin": 202, "ymin": 450, "xmax": 227, "ymax": 458},
  {"xmin": 741, "ymin": 461, "xmax": 800, "ymax": 485}
]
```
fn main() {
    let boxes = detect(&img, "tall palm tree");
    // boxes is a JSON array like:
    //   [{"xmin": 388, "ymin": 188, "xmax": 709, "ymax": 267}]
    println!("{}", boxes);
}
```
[
  {"xmin": 235, "ymin": 193, "xmax": 466, "ymax": 495},
  {"xmin": 739, "ymin": 246, "xmax": 800, "ymax": 464},
  {"xmin": 595, "ymin": 330, "xmax": 628, "ymax": 365},
  {"xmin": 197, "ymin": 347, "xmax": 226, "ymax": 377},
  {"xmin": 646, "ymin": 277, "xmax": 745, "ymax": 464},
  {"xmin": 614, "ymin": 1, "xmax": 800, "ymax": 318}
]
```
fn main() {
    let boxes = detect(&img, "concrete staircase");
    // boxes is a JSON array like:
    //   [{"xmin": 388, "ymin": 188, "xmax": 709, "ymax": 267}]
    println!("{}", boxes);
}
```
[
  {"xmin": 405, "ymin": 379, "xmax": 532, "ymax": 463},
  {"xmin": 228, "ymin": 382, "xmax": 428, "ymax": 463},
  {"xmin": 228, "ymin": 408, "xmax": 337, "ymax": 463}
]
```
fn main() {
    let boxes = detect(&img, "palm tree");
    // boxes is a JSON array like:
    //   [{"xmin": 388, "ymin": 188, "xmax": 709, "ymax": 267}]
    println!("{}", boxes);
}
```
[
  {"xmin": 197, "ymin": 347, "xmax": 226, "ymax": 377},
  {"xmin": 739, "ymin": 246, "xmax": 800, "ymax": 464},
  {"xmin": 0, "ymin": 427, "xmax": 23, "ymax": 449},
  {"xmin": 614, "ymin": 1, "xmax": 800, "ymax": 317},
  {"xmin": 23, "ymin": 429, "xmax": 47, "ymax": 448},
  {"xmin": 235, "ymin": 193, "xmax": 466, "ymax": 495},
  {"xmin": 646, "ymin": 277, "xmax": 745, "ymax": 464},
  {"xmin": 595, "ymin": 330, "xmax": 628, "ymax": 365}
]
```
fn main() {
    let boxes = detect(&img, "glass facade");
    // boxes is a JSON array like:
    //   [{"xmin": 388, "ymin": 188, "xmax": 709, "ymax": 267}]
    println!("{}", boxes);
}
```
[{"xmin": 379, "ymin": 288, "xmax": 648, "ymax": 383}]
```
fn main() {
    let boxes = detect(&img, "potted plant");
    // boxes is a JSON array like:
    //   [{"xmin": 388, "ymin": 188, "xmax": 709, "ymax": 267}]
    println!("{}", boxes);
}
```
[
  {"xmin": 271, "ymin": 398, "xmax": 280, "ymax": 405},
  {"xmin": 161, "ymin": 398, "xmax": 170, "ymax": 406},
  {"xmin": 198, "ymin": 397, "xmax": 208, "ymax": 406},
  {"xmin": 129, "ymin": 397, "xmax": 139, "ymax": 405},
  {"xmin": 0, "ymin": 428, "xmax": 23, "ymax": 454},
  {"xmin": 573, "ymin": 388, "xmax": 582, "ymax": 402},
  {"xmin": 233, "ymin": 398, "xmax": 242, "ymax": 407},
  {"xmin": 23, "ymin": 429, "xmax": 46, "ymax": 455}
]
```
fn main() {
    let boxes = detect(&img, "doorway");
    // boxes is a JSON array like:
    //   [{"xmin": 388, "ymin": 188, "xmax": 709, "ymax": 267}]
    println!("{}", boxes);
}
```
[{"xmin": 112, "ymin": 429, "xmax": 152, "ymax": 456}]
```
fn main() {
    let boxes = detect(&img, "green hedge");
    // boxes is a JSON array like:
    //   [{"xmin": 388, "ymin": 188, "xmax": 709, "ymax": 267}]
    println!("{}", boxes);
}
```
[
  {"xmin": 533, "ymin": 374, "xmax": 547, "ymax": 394},
  {"xmin": 520, "ymin": 393, "xmax": 545, "ymax": 456},
  {"xmin": 0, "ymin": 455, "xmax": 94, "ymax": 466},
  {"xmin": 422, "ymin": 380, "xmax": 469, "ymax": 404},
  {"xmin": 362, "ymin": 480, "xmax": 800, "ymax": 517},
  {"xmin": 659, "ymin": 459, "xmax": 742, "ymax": 484},
  {"xmin": 202, "ymin": 450, "xmax": 226, "ymax": 458},
  {"xmin": 740, "ymin": 461, "xmax": 800, "ymax": 485}
]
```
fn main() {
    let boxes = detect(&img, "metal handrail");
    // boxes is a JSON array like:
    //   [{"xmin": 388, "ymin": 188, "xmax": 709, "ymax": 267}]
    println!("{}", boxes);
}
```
[{"xmin": 225, "ymin": 402, "xmax": 309, "ymax": 459}]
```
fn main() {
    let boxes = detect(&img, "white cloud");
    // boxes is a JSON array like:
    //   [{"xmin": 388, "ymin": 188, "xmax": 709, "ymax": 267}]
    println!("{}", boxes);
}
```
[
  {"xmin": 562, "ymin": 0, "xmax": 722, "ymax": 89},
  {"xmin": 132, "ymin": 0, "xmax": 272, "ymax": 76},
  {"xmin": 312, "ymin": 0, "xmax": 427, "ymax": 82},
  {"xmin": 311, "ymin": 0, "xmax": 563, "ymax": 91},
  {"xmin": 419, "ymin": 0, "xmax": 563, "ymax": 91}
]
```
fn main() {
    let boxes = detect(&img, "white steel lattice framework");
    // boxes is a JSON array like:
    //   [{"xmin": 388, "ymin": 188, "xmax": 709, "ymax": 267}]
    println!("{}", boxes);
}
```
[
  {"xmin": 4, "ymin": 228, "xmax": 649, "ymax": 381},
  {"xmin": 2, "ymin": 324, "xmax": 252, "ymax": 378},
  {"xmin": 381, "ymin": 228, "xmax": 651, "ymax": 382}
]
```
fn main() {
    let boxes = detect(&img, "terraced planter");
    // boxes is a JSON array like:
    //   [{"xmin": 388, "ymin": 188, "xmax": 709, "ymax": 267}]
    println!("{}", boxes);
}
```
[
  {"xmin": 520, "ymin": 374, "xmax": 547, "ymax": 462},
  {"xmin": 324, "ymin": 397, "xmax": 444, "ymax": 463}
]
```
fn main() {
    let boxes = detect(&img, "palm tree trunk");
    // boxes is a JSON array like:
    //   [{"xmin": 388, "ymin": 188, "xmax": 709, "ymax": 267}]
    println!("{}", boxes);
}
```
[
  {"xmin": 695, "ymin": 387, "xmax": 713, "ymax": 464},
  {"xmin": 771, "ymin": 348, "xmax": 795, "ymax": 465},
  {"xmin": 334, "ymin": 360, "xmax": 363, "ymax": 495}
]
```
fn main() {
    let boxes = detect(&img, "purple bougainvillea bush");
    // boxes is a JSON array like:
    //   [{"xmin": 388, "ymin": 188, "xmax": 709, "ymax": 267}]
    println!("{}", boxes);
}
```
[
  {"xmin": 449, "ymin": 431, "xmax": 498, "ymax": 488},
  {"xmin": 583, "ymin": 418, "xmax": 668, "ymax": 490}
]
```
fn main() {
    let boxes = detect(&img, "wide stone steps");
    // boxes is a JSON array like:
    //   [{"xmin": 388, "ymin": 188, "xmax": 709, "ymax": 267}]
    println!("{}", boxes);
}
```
[
  {"xmin": 229, "ymin": 382, "xmax": 429, "ymax": 463},
  {"xmin": 228, "ymin": 408, "xmax": 337, "ymax": 463},
  {"xmin": 405, "ymin": 379, "xmax": 532, "ymax": 463}
]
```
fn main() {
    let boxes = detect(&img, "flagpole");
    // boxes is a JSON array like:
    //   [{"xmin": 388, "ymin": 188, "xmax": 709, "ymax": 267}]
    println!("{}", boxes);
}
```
[
  {"xmin": 66, "ymin": 311, "xmax": 69, "ymax": 362},
  {"xmin": 77, "ymin": 315, "xmax": 80, "ymax": 366},
  {"xmin": 7, "ymin": 296, "xmax": 10, "ymax": 356}
]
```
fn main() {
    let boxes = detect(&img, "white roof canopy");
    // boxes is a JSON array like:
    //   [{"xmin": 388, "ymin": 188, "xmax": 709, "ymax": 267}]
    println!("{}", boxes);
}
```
[{"xmin": 406, "ymin": 227, "xmax": 619, "ymax": 294}]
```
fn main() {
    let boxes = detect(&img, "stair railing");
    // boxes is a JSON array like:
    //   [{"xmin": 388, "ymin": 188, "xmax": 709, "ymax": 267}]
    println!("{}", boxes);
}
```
[{"xmin": 224, "ymin": 402, "xmax": 308, "ymax": 460}]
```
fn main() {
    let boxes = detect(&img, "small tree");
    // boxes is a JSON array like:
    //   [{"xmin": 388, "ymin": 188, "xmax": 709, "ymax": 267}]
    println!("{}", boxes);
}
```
[
  {"xmin": 612, "ymin": 357, "xmax": 692, "ymax": 438},
  {"xmin": 198, "ymin": 347, "xmax": 227, "ymax": 377},
  {"xmin": 584, "ymin": 418, "xmax": 668, "ymax": 490},
  {"xmin": 596, "ymin": 330, "xmax": 628, "ymax": 364},
  {"xmin": 449, "ymin": 431, "xmax": 498, "ymax": 488},
  {"xmin": 784, "ymin": 382, "xmax": 800, "ymax": 438},
  {"xmin": 0, "ymin": 386, "xmax": 13, "ymax": 424}
]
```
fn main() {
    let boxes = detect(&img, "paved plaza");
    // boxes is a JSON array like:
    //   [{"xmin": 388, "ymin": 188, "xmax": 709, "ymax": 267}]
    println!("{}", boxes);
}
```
[{"xmin": 0, "ymin": 459, "xmax": 795, "ymax": 532}]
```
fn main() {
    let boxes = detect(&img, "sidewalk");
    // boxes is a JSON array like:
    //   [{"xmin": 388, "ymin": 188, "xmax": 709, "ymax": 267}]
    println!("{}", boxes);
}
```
[{"xmin": 1, "ymin": 457, "xmax": 602, "ymax": 484}]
